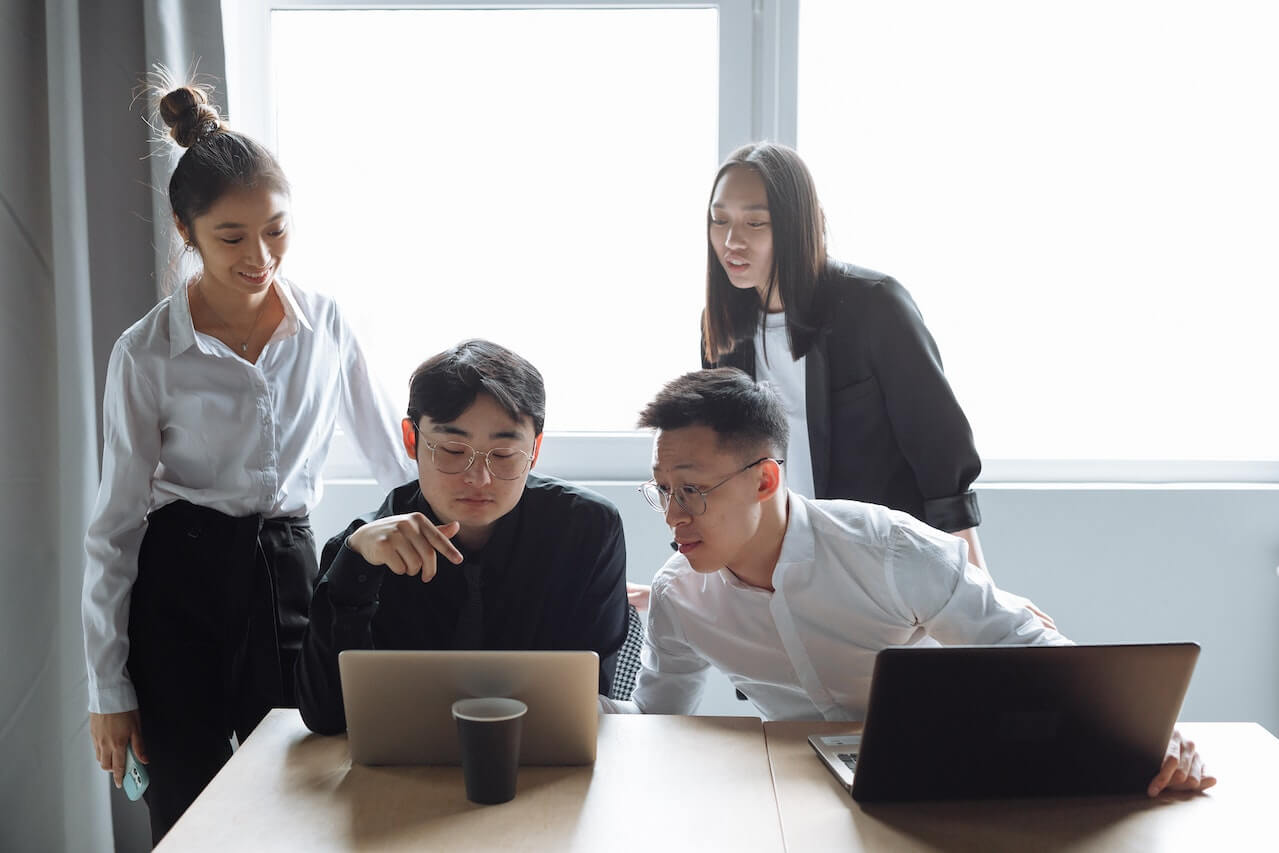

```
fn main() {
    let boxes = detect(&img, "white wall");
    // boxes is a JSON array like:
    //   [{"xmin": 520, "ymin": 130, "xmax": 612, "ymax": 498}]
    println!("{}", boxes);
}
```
[{"xmin": 313, "ymin": 480, "xmax": 1279, "ymax": 733}]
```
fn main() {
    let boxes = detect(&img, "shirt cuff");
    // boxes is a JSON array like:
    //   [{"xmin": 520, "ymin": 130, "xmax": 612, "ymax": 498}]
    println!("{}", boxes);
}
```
[
  {"xmin": 922, "ymin": 490, "xmax": 982, "ymax": 532},
  {"xmin": 597, "ymin": 695, "xmax": 642, "ymax": 714},
  {"xmin": 88, "ymin": 683, "xmax": 139, "ymax": 715},
  {"xmin": 325, "ymin": 542, "xmax": 386, "ymax": 606}
]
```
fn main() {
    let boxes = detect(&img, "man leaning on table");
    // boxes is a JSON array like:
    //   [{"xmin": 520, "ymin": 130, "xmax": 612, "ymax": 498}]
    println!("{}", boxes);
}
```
[
  {"xmin": 599, "ymin": 368, "xmax": 1214, "ymax": 798},
  {"xmin": 296, "ymin": 340, "xmax": 629, "ymax": 734}
]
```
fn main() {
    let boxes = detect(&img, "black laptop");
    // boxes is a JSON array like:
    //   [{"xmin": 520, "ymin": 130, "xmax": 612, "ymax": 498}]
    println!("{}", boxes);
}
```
[{"xmin": 809, "ymin": 643, "xmax": 1199, "ymax": 802}]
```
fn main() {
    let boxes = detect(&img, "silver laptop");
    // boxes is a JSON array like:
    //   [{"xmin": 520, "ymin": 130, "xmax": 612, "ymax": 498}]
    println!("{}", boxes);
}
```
[
  {"xmin": 338, "ymin": 649, "xmax": 600, "ymax": 766},
  {"xmin": 810, "ymin": 642, "xmax": 1199, "ymax": 801}
]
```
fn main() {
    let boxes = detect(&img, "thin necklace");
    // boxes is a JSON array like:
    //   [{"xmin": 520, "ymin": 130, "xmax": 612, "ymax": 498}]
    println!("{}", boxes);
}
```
[{"xmin": 193, "ymin": 282, "xmax": 272, "ymax": 354}]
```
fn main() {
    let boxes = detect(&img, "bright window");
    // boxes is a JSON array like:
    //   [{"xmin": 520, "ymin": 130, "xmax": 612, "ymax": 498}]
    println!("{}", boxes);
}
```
[
  {"xmin": 269, "ymin": 7, "xmax": 719, "ymax": 436},
  {"xmin": 799, "ymin": 0, "xmax": 1279, "ymax": 464}
]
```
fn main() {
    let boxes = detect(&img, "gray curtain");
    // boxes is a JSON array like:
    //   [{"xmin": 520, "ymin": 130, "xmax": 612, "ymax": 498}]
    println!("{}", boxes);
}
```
[
  {"xmin": 0, "ymin": 1, "xmax": 226, "ymax": 849},
  {"xmin": 1, "ymin": 0, "xmax": 111, "ymax": 849},
  {"xmin": 143, "ymin": 0, "xmax": 228, "ymax": 298}
]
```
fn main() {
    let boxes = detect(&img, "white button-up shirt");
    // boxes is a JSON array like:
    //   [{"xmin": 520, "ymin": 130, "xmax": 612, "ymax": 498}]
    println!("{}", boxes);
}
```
[
  {"xmin": 624, "ymin": 492, "xmax": 1069, "ymax": 721},
  {"xmin": 82, "ymin": 279, "xmax": 415, "ymax": 713}
]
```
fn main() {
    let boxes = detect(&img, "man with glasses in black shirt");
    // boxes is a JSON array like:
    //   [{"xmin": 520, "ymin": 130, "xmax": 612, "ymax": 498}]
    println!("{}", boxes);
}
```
[{"xmin": 296, "ymin": 339, "xmax": 629, "ymax": 735}]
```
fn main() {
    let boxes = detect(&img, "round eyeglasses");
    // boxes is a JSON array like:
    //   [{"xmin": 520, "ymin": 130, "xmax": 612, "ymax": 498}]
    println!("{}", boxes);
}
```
[
  {"xmin": 638, "ymin": 457, "xmax": 784, "ymax": 517},
  {"xmin": 420, "ymin": 437, "xmax": 534, "ymax": 481}
]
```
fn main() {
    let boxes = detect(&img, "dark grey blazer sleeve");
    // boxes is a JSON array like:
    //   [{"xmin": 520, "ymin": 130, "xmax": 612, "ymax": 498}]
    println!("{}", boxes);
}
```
[{"xmin": 860, "ymin": 277, "xmax": 981, "ymax": 531}]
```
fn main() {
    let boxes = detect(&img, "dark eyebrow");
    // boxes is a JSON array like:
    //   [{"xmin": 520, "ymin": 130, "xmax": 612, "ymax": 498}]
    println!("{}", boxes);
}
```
[
  {"xmin": 490, "ymin": 429, "xmax": 526, "ymax": 441},
  {"xmin": 212, "ymin": 211, "xmax": 288, "ymax": 231},
  {"xmin": 430, "ymin": 425, "xmax": 528, "ymax": 442},
  {"xmin": 654, "ymin": 462, "xmax": 701, "ymax": 474},
  {"xmin": 710, "ymin": 202, "xmax": 770, "ymax": 212}
]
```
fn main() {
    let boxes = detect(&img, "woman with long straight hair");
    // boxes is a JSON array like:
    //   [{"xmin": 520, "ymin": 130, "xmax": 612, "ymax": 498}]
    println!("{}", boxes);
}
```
[
  {"xmin": 83, "ymin": 79, "xmax": 412, "ymax": 844},
  {"xmin": 700, "ymin": 142, "xmax": 988, "ymax": 564}
]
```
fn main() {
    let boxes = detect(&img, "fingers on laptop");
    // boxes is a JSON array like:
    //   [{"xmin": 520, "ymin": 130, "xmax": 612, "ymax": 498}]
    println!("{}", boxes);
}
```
[{"xmin": 1147, "ymin": 731, "xmax": 1217, "ymax": 796}]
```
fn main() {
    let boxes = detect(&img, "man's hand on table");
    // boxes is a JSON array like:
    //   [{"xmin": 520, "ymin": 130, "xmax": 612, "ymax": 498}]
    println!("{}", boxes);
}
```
[{"xmin": 1147, "ymin": 729, "xmax": 1217, "ymax": 797}]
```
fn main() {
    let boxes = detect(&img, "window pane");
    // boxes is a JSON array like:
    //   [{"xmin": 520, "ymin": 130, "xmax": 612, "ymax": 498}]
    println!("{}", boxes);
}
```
[
  {"xmin": 272, "ymin": 9, "xmax": 718, "ymax": 430},
  {"xmin": 799, "ymin": 0, "xmax": 1279, "ymax": 461}
]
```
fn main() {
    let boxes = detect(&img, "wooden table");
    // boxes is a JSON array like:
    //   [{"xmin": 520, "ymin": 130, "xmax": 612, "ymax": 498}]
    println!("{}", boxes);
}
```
[
  {"xmin": 158, "ymin": 711, "xmax": 1277, "ymax": 852},
  {"xmin": 156, "ymin": 709, "xmax": 784, "ymax": 852},
  {"xmin": 763, "ymin": 721, "xmax": 1279, "ymax": 852}
]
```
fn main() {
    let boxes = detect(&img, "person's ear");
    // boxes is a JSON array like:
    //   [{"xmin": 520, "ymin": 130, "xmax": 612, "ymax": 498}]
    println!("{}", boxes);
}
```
[
  {"xmin": 401, "ymin": 418, "xmax": 418, "ymax": 460},
  {"xmin": 174, "ymin": 215, "xmax": 191, "ymax": 248},
  {"xmin": 530, "ymin": 433, "xmax": 544, "ymax": 469},
  {"xmin": 755, "ymin": 458, "xmax": 783, "ymax": 503}
]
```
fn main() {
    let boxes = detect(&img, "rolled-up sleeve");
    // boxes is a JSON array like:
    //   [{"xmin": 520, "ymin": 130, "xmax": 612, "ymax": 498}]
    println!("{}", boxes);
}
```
[{"xmin": 865, "ymin": 278, "xmax": 982, "ymax": 531}]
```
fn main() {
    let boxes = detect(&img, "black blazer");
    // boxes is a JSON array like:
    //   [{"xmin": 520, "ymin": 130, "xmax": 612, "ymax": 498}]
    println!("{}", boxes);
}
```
[{"xmin": 706, "ymin": 261, "xmax": 981, "ymax": 532}]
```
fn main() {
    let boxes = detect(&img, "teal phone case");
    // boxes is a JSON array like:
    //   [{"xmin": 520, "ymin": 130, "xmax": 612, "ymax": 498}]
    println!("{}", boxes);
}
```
[{"xmin": 123, "ymin": 744, "xmax": 149, "ymax": 802}]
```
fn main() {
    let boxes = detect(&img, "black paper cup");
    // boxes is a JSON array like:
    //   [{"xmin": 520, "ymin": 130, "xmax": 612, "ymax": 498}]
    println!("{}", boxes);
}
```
[{"xmin": 451, "ymin": 697, "xmax": 528, "ymax": 805}]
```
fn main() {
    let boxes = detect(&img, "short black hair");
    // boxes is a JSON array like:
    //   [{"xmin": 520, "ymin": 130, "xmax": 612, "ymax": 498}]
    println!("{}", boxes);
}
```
[
  {"xmin": 638, "ymin": 368, "xmax": 788, "ymax": 458},
  {"xmin": 407, "ymin": 340, "xmax": 546, "ymax": 435}
]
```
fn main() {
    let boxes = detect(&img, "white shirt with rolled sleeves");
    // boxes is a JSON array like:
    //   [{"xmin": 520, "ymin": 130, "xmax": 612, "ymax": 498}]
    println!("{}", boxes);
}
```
[
  {"xmin": 82, "ymin": 278, "xmax": 415, "ymax": 714},
  {"xmin": 603, "ymin": 492, "xmax": 1069, "ymax": 720}
]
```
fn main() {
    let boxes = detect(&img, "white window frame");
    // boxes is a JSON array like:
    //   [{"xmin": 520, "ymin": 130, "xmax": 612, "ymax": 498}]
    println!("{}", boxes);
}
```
[
  {"xmin": 223, "ymin": 0, "xmax": 792, "ymax": 160},
  {"xmin": 221, "ymin": 0, "xmax": 1278, "ymax": 485},
  {"xmin": 223, "ymin": 0, "xmax": 795, "ymax": 485}
]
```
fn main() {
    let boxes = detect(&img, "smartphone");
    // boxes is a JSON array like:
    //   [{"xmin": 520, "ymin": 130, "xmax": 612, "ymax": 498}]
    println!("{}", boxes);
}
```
[{"xmin": 123, "ymin": 744, "xmax": 150, "ymax": 802}]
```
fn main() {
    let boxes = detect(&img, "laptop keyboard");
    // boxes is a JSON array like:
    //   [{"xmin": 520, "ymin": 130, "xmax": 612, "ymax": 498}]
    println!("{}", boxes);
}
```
[{"xmin": 838, "ymin": 752, "xmax": 858, "ymax": 771}]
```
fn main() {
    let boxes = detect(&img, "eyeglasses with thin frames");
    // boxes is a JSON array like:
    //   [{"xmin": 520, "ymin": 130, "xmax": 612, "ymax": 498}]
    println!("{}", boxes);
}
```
[
  {"xmin": 414, "ymin": 426, "xmax": 534, "ymax": 481},
  {"xmin": 638, "ymin": 457, "xmax": 784, "ymax": 517}
]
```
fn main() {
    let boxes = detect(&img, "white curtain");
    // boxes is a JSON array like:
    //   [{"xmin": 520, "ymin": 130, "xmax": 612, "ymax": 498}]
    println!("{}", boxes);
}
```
[{"xmin": 0, "ymin": 1, "xmax": 227, "ymax": 849}]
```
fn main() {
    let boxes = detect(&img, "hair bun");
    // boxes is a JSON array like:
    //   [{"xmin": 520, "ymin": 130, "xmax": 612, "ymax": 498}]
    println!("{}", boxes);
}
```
[{"xmin": 158, "ymin": 85, "xmax": 225, "ymax": 148}]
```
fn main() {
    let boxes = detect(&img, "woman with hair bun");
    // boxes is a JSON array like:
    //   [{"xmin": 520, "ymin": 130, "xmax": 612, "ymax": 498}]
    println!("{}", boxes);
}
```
[{"xmin": 82, "ymin": 80, "xmax": 412, "ymax": 843}]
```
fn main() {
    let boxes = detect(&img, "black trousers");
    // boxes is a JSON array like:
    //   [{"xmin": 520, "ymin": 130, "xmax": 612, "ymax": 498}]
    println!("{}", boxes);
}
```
[{"xmin": 126, "ymin": 500, "xmax": 317, "ymax": 846}]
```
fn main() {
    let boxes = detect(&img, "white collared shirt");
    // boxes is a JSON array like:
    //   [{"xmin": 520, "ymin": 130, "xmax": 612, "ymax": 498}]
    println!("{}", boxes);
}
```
[
  {"xmin": 622, "ymin": 492, "xmax": 1070, "ymax": 721},
  {"xmin": 82, "ymin": 279, "xmax": 415, "ymax": 713}
]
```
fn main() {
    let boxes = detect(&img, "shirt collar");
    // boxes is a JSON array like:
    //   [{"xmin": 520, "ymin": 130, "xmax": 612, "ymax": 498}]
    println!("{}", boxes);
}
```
[
  {"xmin": 717, "ymin": 491, "xmax": 813, "ymax": 591},
  {"xmin": 168, "ymin": 283, "xmax": 198, "ymax": 358},
  {"xmin": 767, "ymin": 491, "xmax": 815, "ymax": 590},
  {"xmin": 775, "ymin": 491, "xmax": 815, "ymax": 568},
  {"xmin": 167, "ymin": 277, "xmax": 312, "ymax": 359},
  {"xmin": 274, "ymin": 277, "xmax": 313, "ymax": 335}
]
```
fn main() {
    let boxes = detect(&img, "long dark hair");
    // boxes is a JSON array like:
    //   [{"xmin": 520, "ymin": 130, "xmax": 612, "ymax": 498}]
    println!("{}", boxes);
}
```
[{"xmin": 702, "ymin": 142, "xmax": 827, "ymax": 364}]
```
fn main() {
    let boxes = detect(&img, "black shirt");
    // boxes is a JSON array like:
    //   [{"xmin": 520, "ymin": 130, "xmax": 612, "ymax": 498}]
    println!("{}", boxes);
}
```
[
  {"xmin": 707, "ymin": 261, "xmax": 982, "ymax": 532},
  {"xmin": 295, "ymin": 474, "xmax": 629, "ymax": 735}
]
